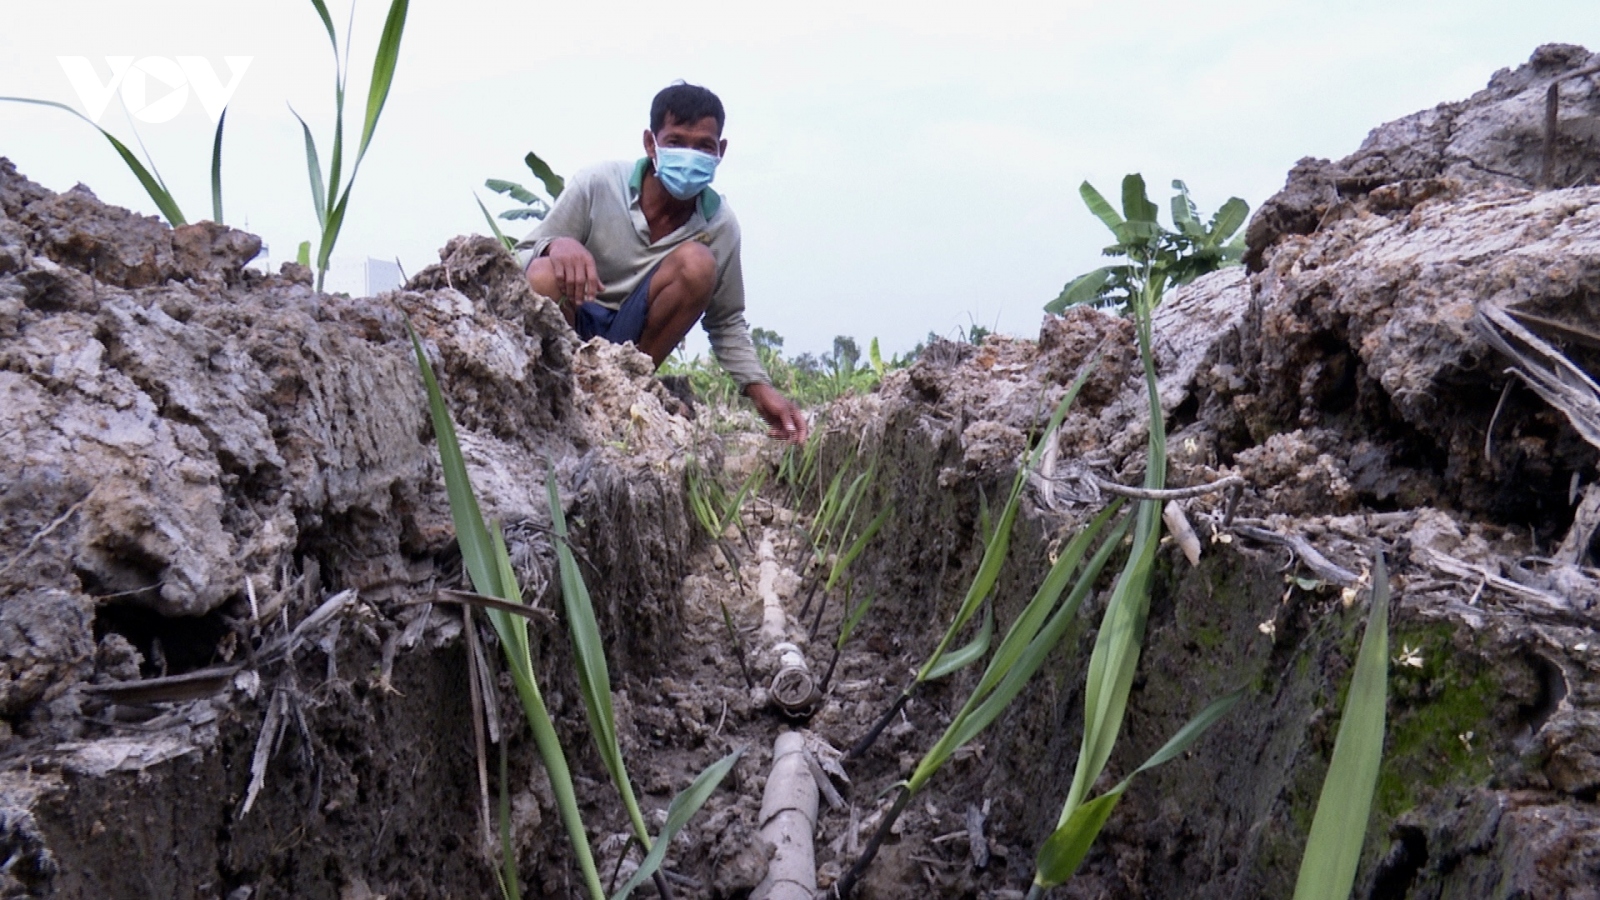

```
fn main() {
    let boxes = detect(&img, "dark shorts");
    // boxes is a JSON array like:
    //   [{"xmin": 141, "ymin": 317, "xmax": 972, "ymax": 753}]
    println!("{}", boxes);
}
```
[{"xmin": 574, "ymin": 265, "xmax": 657, "ymax": 344}]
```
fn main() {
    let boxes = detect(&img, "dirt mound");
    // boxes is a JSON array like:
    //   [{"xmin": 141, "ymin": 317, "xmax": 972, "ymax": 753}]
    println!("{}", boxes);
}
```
[
  {"xmin": 803, "ymin": 45, "xmax": 1600, "ymax": 900},
  {"xmin": 1246, "ymin": 43, "xmax": 1600, "ymax": 270},
  {"xmin": 0, "ymin": 159, "xmax": 704, "ymax": 896}
]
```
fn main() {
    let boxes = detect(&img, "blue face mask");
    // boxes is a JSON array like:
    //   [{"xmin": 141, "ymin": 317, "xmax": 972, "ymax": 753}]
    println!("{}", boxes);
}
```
[{"xmin": 653, "ymin": 145, "xmax": 720, "ymax": 200}]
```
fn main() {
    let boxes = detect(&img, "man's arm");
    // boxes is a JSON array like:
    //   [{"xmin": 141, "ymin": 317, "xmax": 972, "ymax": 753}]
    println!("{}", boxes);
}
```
[
  {"xmin": 515, "ymin": 172, "xmax": 603, "ymax": 305},
  {"xmin": 515, "ymin": 171, "xmax": 594, "ymax": 270},
  {"xmin": 702, "ymin": 240, "xmax": 808, "ymax": 442}
]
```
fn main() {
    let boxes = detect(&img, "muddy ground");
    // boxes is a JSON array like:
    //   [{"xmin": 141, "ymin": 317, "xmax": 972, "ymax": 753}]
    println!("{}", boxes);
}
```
[{"xmin": 2, "ymin": 42, "xmax": 1600, "ymax": 900}]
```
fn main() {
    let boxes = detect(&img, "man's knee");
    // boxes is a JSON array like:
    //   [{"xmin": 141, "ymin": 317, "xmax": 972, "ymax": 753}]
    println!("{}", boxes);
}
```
[
  {"xmin": 525, "ymin": 256, "xmax": 559, "ymax": 297},
  {"xmin": 663, "ymin": 242, "xmax": 716, "ymax": 301}
]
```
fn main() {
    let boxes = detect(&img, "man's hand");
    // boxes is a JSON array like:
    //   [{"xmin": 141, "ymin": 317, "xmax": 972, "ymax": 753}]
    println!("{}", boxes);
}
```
[
  {"xmin": 544, "ymin": 237, "xmax": 602, "ymax": 304},
  {"xmin": 744, "ymin": 382, "xmax": 808, "ymax": 443}
]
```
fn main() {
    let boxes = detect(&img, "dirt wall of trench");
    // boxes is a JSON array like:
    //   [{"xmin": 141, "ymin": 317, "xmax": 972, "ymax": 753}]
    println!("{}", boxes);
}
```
[
  {"xmin": 0, "ymin": 157, "xmax": 712, "ymax": 898},
  {"xmin": 800, "ymin": 44, "xmax": 1600, "ymax": 900}
]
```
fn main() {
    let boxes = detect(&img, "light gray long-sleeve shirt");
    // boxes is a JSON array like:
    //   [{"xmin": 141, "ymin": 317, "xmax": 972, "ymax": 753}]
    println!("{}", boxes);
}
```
[{"xmin": 515, "ymin": 159, "xmax": 769, "ymax": 387}]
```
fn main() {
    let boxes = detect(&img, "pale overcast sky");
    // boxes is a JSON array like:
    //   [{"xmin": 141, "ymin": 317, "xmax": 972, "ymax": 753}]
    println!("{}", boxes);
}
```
[{"xmin": 1, "ymin": 0, "xmax": 1595, "ymax": 357}]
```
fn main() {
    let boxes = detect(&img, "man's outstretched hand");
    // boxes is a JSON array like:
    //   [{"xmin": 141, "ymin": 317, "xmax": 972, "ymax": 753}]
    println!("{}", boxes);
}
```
[{"xmin": 744, "ymin": 382, "xmax": 808, "ymax": 443}]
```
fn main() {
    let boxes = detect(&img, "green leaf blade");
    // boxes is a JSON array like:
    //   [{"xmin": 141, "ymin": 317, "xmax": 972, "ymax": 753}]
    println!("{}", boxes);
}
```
[
  {"xmin": 357, "ymin": 0, "xmax": 410, "ymax": 161},
  {"xmin": 1034, "ymin": 789, "xmax": 1125, "ymax": 888},
  {"xmin": 1047, "ymin": 266, "xmax": 1117, "ymax": 314},
  {"xmin": 908, "ymin": 509, "xmax": 1129, "ymax": 795},
  {"xmin": 308, "ymin": 0, "xmax": 339, "ymax": 53},
  {"xmin": 476, "ymin": 193, "xmax": 517, "ymax": 252},
  {"xmin": 609, "ymin": 749, "xmax": 743, "ymax": 900},
  {"xmin": 408, "ymin": 324, "xmax": 501, "ymax": 602},
  {"xmin": 1293, "ymin": 554, "xmax": 1390, "ymax": 900},
  {"xmin": 1079, "ymin": 181, "xmax": 1124, "ymax": 235},
  {"xmin": 1120, "ymin": 173, "xmax": 1158, "ymax": 225},
  {"xmin": 1208, "ymin": 197, "xmax": 1251, "ymax": 245},
  {"xmin": 209, "ymin": 107, "xmax": 227, "ymax": 224},
  {"xmin": 547, "ymin": 472, "xmax": 652, "ymax": 847},
  {"xmin": 924, "ymin": 604, "xmax": 993, "ymax": 681},
  {"xmin": 289, "ymin": 107, "xmax": 327, "ymax": 230},
  {"xmin": 0, "ymin": 97, "xmax": 187, "ymax": 226}
]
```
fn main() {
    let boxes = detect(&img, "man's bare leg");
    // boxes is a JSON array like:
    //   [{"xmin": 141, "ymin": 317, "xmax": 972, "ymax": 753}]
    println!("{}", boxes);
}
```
[
  {"xmin": 526, "ymin": 242, "xmax": 714, "ymax": 365},
  {"xmin": 636, "ymin": 242, "xmax": 715, "ymax": 366}
]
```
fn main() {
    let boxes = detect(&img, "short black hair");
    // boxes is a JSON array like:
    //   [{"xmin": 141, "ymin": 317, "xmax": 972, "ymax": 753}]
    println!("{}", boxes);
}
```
[{"xmin": 650, "ymin": 83, "xmax": 725, "ymax": 134}]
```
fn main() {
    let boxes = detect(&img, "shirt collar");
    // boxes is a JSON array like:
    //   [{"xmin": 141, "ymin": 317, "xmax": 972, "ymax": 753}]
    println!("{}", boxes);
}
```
[{"xmin": 630, "ymin": 157, "xmax": 722, "ymax": 220}]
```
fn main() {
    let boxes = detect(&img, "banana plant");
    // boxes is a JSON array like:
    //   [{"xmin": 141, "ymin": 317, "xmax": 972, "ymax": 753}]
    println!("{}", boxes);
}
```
[
  {"xmin": 1046, "ymin": 175, "xmax": 1248, "ymax": 314},
  {"xmin": 480, "ymin": 151, "xmax": 566, "ymax": 251}
]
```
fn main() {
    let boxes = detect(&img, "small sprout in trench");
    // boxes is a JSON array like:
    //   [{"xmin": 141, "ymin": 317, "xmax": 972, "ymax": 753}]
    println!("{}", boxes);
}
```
[
  {"xmin": 1258, "ymin": 618, "xmax": 1277, "ymax": 640},
  {"xmin": 1396, "ymin": 643, "xmax": 1424, "ymax": 669},
  {"xmin": 1282, "ymin": 575, "xmax": 1324, "ymax": 604}
]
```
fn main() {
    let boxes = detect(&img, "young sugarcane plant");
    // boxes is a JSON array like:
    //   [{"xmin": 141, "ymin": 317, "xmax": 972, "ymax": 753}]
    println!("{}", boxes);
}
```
[
  {"xmin": 793, "ymin": 449, "xmax": 863, "ymax": 578},
  {"xmin": 1029, "ymin": 244, "xmax": 1171, "ymax": 892},
  {"xmin": 807, "ymin": 503, "xmax": 893, "ymax": 642},
  {"xmin": 410, "ymin": 323, "xmax": 606, "ymax": 900},
  {"xmin": 687, "ymin": 457, "xmax": 767, "ymax": 569},
  {"xmin": 776, "ymin": 414, "xmax": 826, "ymax": 508},
  {"xmin": 1027, "ymin": 174, "xmax": 1252, "ymax": 894},
  {"xmin": 547, "ymin": 471, "xmax": 744, "ymax": 899},
  {"xmin": 686, "ymin": 458, "xmax": 768, "ymax": 690},
  {"xmin": 293, "ymin": 0, "xmax": 410, "ymax": 291},
  {"xmin": 847, "ymin": 365, "xmax": 1094, "ymax": 760},
  {"xmin": 833, "ymin": 499, "xmax": 1131, "ymax": 898},
  {"xmin": 0, "ymin": 98, "xmax": 230, "ymax": 227},
  {"xmin": 817, "ymin": 583, "xmax": 875, "ymax": 694},
  {"xmin": 795, "ymin": 455, "xmax": 877, "ymax": 619},
  {"xmin": 412, "ymin": 324, "xmax": 739, "ymax": 900},
  {"xmin": 1291, "ymin": 553, "xmax": 1389, "ymax": 900}
]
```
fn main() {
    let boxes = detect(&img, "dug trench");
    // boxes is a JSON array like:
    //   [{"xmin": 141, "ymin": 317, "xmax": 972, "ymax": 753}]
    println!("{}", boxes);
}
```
[{"xmin": 3, "ymin": 44, "xmax": 1600, "ymax": 900}]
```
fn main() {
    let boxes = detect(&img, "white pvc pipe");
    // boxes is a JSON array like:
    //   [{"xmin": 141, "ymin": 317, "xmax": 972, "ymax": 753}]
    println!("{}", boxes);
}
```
[{"xmin": 752, "ymin": 731, "xmax": 819, "ymax": 900}]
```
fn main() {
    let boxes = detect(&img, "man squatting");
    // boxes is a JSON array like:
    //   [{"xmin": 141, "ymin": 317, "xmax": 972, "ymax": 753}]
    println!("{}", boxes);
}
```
[{"xmin": 517, "ymin": 83, "xmax": 809, "ymax": 442}]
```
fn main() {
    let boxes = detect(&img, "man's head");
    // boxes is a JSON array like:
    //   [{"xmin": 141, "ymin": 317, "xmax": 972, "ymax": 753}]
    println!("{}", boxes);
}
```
[
  {"xmin": 650, "ymin": 83, "xmax": 724, "ymax": 135},
  {"xmin": 645, "ymin": 83, "xmax": 727, "ymax": 163}
]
